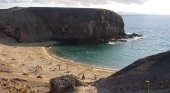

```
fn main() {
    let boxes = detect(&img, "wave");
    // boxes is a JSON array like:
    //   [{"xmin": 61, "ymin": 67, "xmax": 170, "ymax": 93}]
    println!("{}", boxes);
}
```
[
  {"xmin": 107, "ymin": 35, "xmax": 143, "ymax": 45},
  {"xmin": 126, "ymin": 32, "xmax": 133, "ymax": 35},
  {"xmin": 108, "ymin": 42, "xmax": 116, "ymax": 45},
  {"xmin": 122, "ymin": 36, "xmax": 143, "ymax": 41}
]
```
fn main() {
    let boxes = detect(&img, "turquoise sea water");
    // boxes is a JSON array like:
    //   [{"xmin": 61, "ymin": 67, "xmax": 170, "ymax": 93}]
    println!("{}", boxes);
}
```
[{"xmin": 52, "ymin": 15, "xmax": 170, "ymax": 69}]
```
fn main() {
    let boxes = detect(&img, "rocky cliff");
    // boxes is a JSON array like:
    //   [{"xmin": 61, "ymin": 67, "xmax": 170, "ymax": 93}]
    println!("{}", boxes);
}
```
[
  {"xmin": 0, "ymin": 7, "xmax": 125, "ymax": 43},
  {"xmin": 97, "ymin": 50, "xmax": 170, "ymax": 93}
]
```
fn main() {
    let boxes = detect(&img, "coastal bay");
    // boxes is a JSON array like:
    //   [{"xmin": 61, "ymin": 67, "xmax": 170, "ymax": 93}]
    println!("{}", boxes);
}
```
[
  {"xmin": 0, "ymin": 7, "xmax": 170, "ymax": 93},
  {"xmin": 0, "ymin": 36, "xmax": 115, "ymax": 92},
  {"xmin": 52, "ymin": 15, "xmax": 170, "ymax": 69}
]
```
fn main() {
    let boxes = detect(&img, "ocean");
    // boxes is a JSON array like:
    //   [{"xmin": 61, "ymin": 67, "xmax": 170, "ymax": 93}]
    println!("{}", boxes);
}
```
[{"xmin": 51, "ymin": 15, "xmax": 170, "ymax": 69}]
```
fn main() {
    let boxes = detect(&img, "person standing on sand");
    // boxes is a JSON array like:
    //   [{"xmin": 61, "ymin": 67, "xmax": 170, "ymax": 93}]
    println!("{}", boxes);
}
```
[
  {"xmin": 66, "ymin": 65, "xmax": 68, "ymax": 69},
  {"xmin": 82, "ymin": 73, "xmax": 85, "ymax": 80},
  {"xmin": 57, "ymin": 64, "xmax": 61, "ymax": 70},
  {"xmin": 94, "ymin": 74, "xmax": 97, "ymax": 80}
]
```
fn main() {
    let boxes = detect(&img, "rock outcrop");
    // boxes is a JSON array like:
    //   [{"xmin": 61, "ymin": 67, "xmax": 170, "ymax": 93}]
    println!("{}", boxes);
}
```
[
  {"xmin": 0, "ymin": 7, "xmax": 125, "ymax": 43},
  {"xmin": 50, "ymin": 74, "xmax": 82, "ymax": 93},
  {"xmin": 97, "ymin": 50, "xmax": 170, "ymax": 93}
]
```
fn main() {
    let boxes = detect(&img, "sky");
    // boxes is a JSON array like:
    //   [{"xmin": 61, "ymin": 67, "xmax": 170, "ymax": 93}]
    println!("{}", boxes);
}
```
[{"xmin": 0, "ymin": 0, "xmax": 170, "ymax": 15}]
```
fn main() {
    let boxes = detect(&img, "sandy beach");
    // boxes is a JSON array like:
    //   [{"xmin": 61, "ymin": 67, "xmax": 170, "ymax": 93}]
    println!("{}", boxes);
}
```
[{"xmin": 0, "ymin": 36, "xmax": 117, "ymax": 92}]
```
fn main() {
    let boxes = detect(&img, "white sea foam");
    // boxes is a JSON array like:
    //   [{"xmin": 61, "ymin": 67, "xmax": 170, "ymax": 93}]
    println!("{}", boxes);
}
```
[
  {"xmin": 126, "ymin": 32, "xmax": 133, "ymax": 35},
  {"xmin": 108, "ymin": 36, "xmax": 143, "ymax": 45},
  {"xmin": 124, "ymin": 36, "xmax": 143, "ymax": 41},
  {"xmin": 108, "ymin": 42, "xmax": 116, "ymax": 45},
  {"xmin": 132, "ymin": 36, "xmax": 143, "ymax": 40}
]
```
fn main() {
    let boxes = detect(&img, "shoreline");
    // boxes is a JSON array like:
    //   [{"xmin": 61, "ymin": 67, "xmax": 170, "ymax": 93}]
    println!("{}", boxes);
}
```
[
  {"xmin": 43, "ymin": 47, "xmax": 117, "ymax": 73},
  {"xmin": 0, "ymin": 39, "xmax": 116, "ymax": 81}
]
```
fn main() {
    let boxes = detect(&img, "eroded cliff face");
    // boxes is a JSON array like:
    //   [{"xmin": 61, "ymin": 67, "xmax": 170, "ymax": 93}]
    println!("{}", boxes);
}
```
[{"xmin": 0, "ymin": 7, "xmax": 125, "ymax": 43}]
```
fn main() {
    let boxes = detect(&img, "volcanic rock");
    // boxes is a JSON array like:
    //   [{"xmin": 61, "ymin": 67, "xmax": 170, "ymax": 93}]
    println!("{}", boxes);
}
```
[
  {"xmin": 0, "ymin": 7, "xmax": 125, "ymax": 43},
  {"xmin": 97, "ymin": 50, "xmax": 170, "ymax": 93},
  {"xmin": 50, "ymin": 74, "xmax": 82, "ymax": 93}
]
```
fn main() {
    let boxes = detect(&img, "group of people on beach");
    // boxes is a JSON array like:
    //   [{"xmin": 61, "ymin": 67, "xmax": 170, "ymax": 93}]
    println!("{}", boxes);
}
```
[
  {"xmin": 81, "ymin": 73, "xmax": 98, "ymax": 80},
  {"xmin": 35, "ymin": 62, "xmax": 99, "ymax": 81}
]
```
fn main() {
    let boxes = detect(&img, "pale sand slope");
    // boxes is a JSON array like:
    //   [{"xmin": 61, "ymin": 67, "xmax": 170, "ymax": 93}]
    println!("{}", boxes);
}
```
[{"xmin": 0, "ymin": 36, "xmax": 117, "ymax": 92}]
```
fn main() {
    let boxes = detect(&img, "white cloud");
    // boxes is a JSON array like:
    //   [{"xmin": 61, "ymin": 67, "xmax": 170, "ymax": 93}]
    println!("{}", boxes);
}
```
[
  {"xmin": 0, "ymin": 0, "xmax": 31, "ymax": 3},
  {"xmin": 0, "ymin": 0, "xmax": 148, "ymax": 5},
  {"xmin": 1, "ymin": 0, "xmax": 170, "ymax": 15},
  {"xmin": 114, "ymin": 0, "xmax": 147, "ymax": 4}
]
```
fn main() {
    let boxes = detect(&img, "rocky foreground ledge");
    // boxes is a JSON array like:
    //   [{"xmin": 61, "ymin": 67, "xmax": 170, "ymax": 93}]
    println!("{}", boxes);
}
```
[
  {"xmin": 0, "ymin": 7, "xmax": 140, "ymax": 44},
  {"xmin": 96, "ymin": 50, "xmax": 170, "ymax": 93}
]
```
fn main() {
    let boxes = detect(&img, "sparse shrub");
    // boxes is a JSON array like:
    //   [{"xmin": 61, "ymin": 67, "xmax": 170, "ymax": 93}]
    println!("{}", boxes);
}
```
[
  {"xmin": 37, "ymin": 75, "xmax": 43, "ymax": 78},
  {"xmin": 22, "ymin": 73, "xmax": 29, "ymax": 76}
]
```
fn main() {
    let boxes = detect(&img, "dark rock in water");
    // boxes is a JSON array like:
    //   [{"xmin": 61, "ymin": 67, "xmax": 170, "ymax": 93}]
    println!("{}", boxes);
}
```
[
  {"xmin": 125, "ymin": 33, "xmax": 143, "ymax": 38},
  {"xmin": 110, "ymin": 33, "xmax": 142, "ymax": 42},
  {"xmin": 110, "ymin": 39, "xmax": 127, "ymax": 42},
  {"xmin": 96, "ymin": 50, "xmax": 170, "ymax": 93},
  {"xmin": 50, "ymin": 74, "xmax": 82, "ymax": 93},
  {"xmin": 0, "ymin": 7, "xmax": 125, "ymax": 43}
]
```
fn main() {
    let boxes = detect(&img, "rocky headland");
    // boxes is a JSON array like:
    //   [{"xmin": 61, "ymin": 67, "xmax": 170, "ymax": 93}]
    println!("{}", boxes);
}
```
[{"xmin": 0, "ymin": 7, "xmax": 141, "ymax": 44}]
